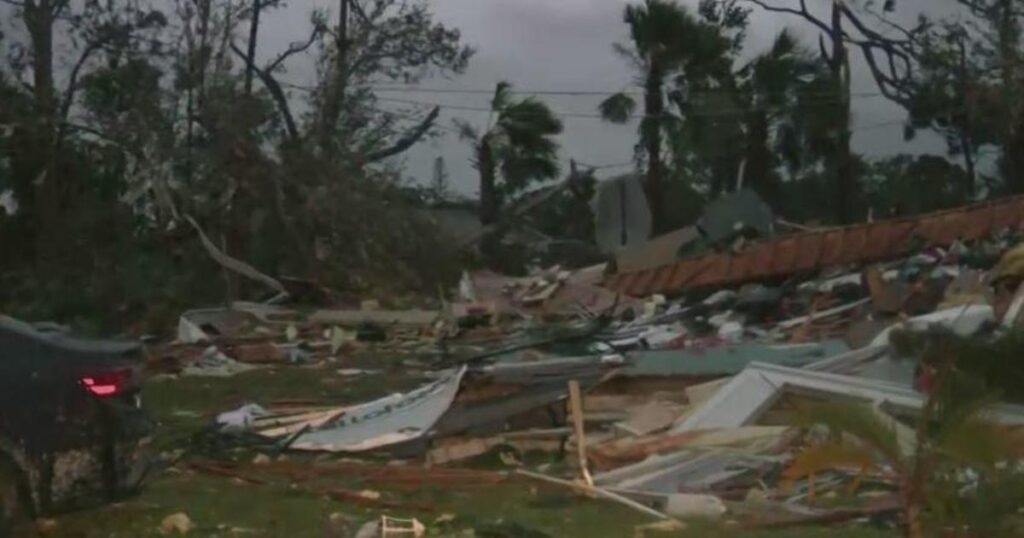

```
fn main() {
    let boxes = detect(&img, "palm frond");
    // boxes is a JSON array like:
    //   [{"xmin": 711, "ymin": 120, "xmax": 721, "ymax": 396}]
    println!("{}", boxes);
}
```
[
  {"xmin": 781, "ymin": 441, "xmax": 877, "ymax": 493},
  {"xmin": 599, "ymin": 92, "xmax": 638, "ymax": 124},
  {"xmin": 491, "ymin": 81, "xmax": 513, "ymax": 112},
  {"xmin": 796, "ymin": 402, "xmax": 905, "ymax": 467},
  {"xmin": 624, "ymin": 0, "xmax": 702, "ymax": 70},
  {"xmin": 452, "ymin": 118, "xmax": 479, "ymax": 142},
  {"xmin": 937, "ymin": 419, "xmax": 1024, "ymax": 469},
  {"xmin": 499, "ymin": 99, "xmax": 563, "ymax": 136},
  {"xmin": 770, "ymin": 28, "xmax": 799, "ymax": 58},
  {"xmin": 612, "ymin": 42, "xmax": 643, "ymax": 69},
  {"xmin": 498, "ymin": 148, "xmax": 560, "ymax": 193}
]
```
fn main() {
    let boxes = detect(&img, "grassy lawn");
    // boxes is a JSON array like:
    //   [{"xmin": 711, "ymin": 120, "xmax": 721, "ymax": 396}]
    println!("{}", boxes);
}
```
[{"xmin": 45, "ymin": 356, "xmax": 899, "ymax": 538}]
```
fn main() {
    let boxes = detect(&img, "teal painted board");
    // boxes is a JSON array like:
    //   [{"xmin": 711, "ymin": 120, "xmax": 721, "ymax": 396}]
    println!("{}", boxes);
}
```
[{"xmin": 624, "ymin": 340, "xmax": 849, "ymax": 377}]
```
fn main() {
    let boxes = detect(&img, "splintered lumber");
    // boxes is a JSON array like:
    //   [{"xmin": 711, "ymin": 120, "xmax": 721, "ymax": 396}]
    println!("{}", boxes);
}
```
[
  {"xmin": 567, "ymin": 379, "xmax": 593, "ymax": 486},
  {"xmin": 255, "ymin": 408, "xmax": 347, "ymax": 437},
  {"xmin": 515, "ymin": 469, "xmax": 678, "ymax": 523}
]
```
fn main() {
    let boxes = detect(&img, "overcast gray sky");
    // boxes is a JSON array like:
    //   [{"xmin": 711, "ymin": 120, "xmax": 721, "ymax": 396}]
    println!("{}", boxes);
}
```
[{"xmin": 296, "ymin": 0, "xmax": 948, "ymax": 196}]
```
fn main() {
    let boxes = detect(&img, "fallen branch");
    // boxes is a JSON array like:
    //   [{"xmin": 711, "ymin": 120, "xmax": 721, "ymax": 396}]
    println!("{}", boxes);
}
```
[
  {"xmin": 364, "ymin": 106, "xmax": 441, "ymax": 163},
  {"xmin": 185, "ymin": 215, "xmax": 287, "ymax": 295},
  {"xmin": 515, "ymin": 469, "xmax": 678, "ymax": 522}
]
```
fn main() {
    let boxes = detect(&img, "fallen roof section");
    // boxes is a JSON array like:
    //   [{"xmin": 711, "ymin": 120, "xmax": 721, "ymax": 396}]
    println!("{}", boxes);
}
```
[
  {"xmin": 604, "ymin": 194, "xmax": 1024, "ymax": 297},
  {"xmin": 287, "ymin": 366, "xmax": 467, "ymax": 452},
  {"xmin": 671, "ymin": 361, "xmax": 1024, "ymax": 434}
]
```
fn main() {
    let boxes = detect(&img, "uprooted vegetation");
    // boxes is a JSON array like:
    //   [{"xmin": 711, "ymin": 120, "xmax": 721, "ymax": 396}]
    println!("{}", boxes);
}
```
[{"xmin": 0, "ymin": 0, "xmax": 473, "ymax": 333}]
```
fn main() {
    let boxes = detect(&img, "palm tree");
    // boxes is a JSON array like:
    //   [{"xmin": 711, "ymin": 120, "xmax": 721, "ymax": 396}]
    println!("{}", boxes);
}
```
[
  {"xmin": 734, "ymin": 30, "xmax": 828, "ymax": 208},
  {"xmin": 457, "ymin": 82, "xmax": 563, "ymax": 225},
  {"xmin": 599, "ymin": 0, "xmax": 730, "ymax": 234},
  {"xmin": 782, "ymin": 370, "xmax": 1024, "ymax": 538}
]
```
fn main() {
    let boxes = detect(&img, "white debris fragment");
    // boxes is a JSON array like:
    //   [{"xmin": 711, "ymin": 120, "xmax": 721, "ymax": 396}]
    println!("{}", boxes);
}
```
[{"xmin": 216, "ymin": 403, "xmax": 270, "ymax": 430}]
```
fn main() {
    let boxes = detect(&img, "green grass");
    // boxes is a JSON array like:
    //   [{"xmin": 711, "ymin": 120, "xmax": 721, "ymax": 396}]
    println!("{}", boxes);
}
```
[
  {"xmin": 45, "ymin": 358, "xmax": 900, "ymax": 538},
  {"xmin": 52, "ymin": 472, "xmax": 897, "ymax": 538}
]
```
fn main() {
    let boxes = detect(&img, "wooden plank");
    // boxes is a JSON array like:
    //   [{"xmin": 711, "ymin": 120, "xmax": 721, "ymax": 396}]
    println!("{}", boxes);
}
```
[
  {"xmin": 516, "ymin": 469, "xmax": 679, "ymax": 523},
  {"xmin": 568, "ymin": 379, "xmax": 593, "ymax": 487}
]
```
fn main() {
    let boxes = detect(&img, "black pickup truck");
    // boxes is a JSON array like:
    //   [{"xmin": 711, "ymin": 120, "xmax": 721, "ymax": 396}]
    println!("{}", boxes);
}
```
[{"xmin": 0, "ymin": 316, "xmax": 153, "ymax": 535}]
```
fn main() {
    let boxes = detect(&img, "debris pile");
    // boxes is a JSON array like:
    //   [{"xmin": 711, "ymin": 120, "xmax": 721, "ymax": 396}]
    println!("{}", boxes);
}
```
[{"xmin": 156, "ymin": 194, "xmax": 1024, "ymax": 532}]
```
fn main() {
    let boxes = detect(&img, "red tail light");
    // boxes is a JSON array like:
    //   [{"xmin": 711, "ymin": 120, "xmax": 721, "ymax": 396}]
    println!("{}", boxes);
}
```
[{"xmin": 79, "ymin": 369, "xmax": 132, "ymax": 397}]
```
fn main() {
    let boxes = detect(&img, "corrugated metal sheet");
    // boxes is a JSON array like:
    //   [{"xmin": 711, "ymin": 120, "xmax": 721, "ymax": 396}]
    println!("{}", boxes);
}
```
[{"xmin": 604, "ymin": 195, "xmax": 1024, "ymax": 297}]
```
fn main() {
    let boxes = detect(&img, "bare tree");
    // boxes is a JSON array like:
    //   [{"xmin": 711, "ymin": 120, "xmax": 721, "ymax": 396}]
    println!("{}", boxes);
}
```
[
  {"xmin": 743, "ymin": 0, "xmax": 921, "ymax": 222},
  {"xmin": 242, "ymin": 0, "xmax": 280, "ymax": 95}
]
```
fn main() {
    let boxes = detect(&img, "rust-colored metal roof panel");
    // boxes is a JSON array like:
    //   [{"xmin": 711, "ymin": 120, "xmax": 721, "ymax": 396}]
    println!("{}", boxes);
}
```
[
  {"xmin": 769, "ymin": 236, "xmax": 799, "ymax": 275},
  {"xmin": 604, "ymin": 194, "xmax": 1024, "ymax": 297},
  {"xmin": 841, "ymin": 226, "xmax": 869, "ymax": 265},
  {"xmin": 792, "ymin": 233, "xmax": 823, "ymax": 273},
  {"xmin": 730, "ymin": 249, "xmax": 760, "ymax": 282}
]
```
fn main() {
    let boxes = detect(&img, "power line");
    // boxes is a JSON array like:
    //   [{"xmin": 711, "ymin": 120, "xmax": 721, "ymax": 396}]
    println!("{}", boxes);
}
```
[
  {"xmin": 852, "ymin": 120, "xmax": 906, "ymax": 131},
  {"xmin": 376, "ymin": 96, "xmax": 620, "ymax": 118},
  {"xmin": 576, "ymin": 161, "xmax": 635, "ymax": 170},
  {"xmin": 284, "ymin": 79, "xmax": 889, "ymax": 101},
  {"xmin": 372, "ymin": 86, "xmax": 642, "ymax": 96},
  {"xmin": 375, "ymin": 95, "xmax": 901, "ymax": 121},
  {"xmin": 369, "ymin": 84, "xmax": 890, "ymax": 99},
  {"xmin": 280, "ymin": 80, "xmax": 912, "ymax": 132}
]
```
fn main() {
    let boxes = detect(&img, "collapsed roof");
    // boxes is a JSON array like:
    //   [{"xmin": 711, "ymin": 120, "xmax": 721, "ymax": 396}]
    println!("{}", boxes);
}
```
[{"xmin": 604, "ymin": 194, "xmax": 1024, "ymax": 297}]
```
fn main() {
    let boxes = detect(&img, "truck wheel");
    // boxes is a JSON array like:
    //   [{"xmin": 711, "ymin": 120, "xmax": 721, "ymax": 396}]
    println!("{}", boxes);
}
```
[{"xmin": 0, "ymin": 456, "xmax": 31, "ymax": 538}]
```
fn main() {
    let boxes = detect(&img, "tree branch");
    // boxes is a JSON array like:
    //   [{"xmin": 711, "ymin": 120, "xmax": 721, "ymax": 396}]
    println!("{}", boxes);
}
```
[
  {"xmin": 58, "ymin": 41, "xmax": 101, "ymax": 123},
  {"xmin": 747, "ymin": 0, "xmax": 919, "ymax": 109},
  {"xmin": 265, "ymin": 24, "xmax": 324, "ymax": 72},
  {"xmin": 230, "ymin": 42, "xmax": 300, "ymax": 142},
  {"xmin": 864, "ymin": 5, "xmax": 922, "ymax": 42},
  {"xmin": 364, "ymin": 105, "xmax": 439, "ymax": 162},
  {"xmin": 185, "ymin": 214, "xmax": 287, "ymax": 295},
  {"xmin": 819, "ymin": 34, "xmax": 834, "ymax": 65},
  {"xmin": 349, "ymin": 0, "xmax": 371, "ymax": 24},
  {"xmin": 61, "ymin": 121, "xmax": 139, "ymax": 154},
  {"xmin": 838, "ymin": 3, "xmax": 914, "ymax": 46},
  {"xmin": 745, "ymin": 0, "xmax": 832, "ymax": 35},
  {"xmin": 50, "ymin": 0, "xmax": 70, "ymax": 17},
  {"xmin": 0, "ymin": 0, "xmax": 27, "ymax": 7},
  {"xmin": 745, "ymin": 0, "xmax": 883, "ymax": 47},
  {"xmin": 859, "ymin": 42, "xmax": 912, "ymax": 106}
]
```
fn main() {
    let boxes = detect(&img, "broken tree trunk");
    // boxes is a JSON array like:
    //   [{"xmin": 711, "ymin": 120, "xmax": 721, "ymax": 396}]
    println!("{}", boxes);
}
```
[{"xmin": 185, "ymin": 215, "xmax": 287, "ymax": 296}]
